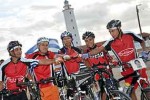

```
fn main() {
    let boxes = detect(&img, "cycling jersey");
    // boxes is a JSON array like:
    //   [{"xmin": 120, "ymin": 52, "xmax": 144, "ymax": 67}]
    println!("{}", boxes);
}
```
[
  {"xmin": 103, "ymin": 31, "xmax": 143, "ymax": 68},
  {"xmin": 26, "ymin": 51, "xmax": 55, "ymax": 88},
  {"xmin": 59, "ymin": 46, "xmax": 82, "ymax": 75},
  {"xmin": 0, "ymin": 58, "xmax": 39, "ymax": 90},
  {"xmin": 84, "ymin": 44, "xmax": 113, "ymax": 79},
  {"xmin": 103, "ymin": 31, "xmax": 148, "ymax": 89}
]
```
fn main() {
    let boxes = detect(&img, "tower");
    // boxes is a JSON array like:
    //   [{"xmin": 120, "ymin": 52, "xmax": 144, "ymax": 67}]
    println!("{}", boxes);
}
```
[{"xmin": 63, "ymin": 0, "xmax": 81, "ymax": 47}]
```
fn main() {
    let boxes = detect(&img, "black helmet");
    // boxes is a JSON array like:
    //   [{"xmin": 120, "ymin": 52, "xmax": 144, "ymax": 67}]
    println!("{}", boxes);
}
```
[
  {"xmin": 82, "ymin": 31, "xmax": 95, "ymax": 40},
  {"xmin": 61, "ymin": 31, "xmax": 72, "ymax": 40},
  {"xmin": 7, "ymin": 41, "xmax": 22, "ymax": 51},
  {"xmin": 106, "ymin": 20, "xmax": 121, "ymax": 29}
]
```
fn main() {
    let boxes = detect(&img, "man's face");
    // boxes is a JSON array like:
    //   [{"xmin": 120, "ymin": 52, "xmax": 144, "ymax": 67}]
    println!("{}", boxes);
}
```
[
  {"xmin": 135, "ymin": 60, "xmax": 141, "ymax": 67},
  {"xmin": 10, "ymin": 47, "xmax": 22, "ymax": 58},
  {"xmin": 84, "ymin": 37, "xmax": 94, "ymax": 48},
  {"xmin": 38, "ymin": 41, "xmax": 49, "ymax": 54},
  {"xmin": 62, "ymin": 36, "xmax": 72, "ymax": 46},
  {"xmin": 109, "ymin": 28, "xmax": 119, "ymax": 39}
]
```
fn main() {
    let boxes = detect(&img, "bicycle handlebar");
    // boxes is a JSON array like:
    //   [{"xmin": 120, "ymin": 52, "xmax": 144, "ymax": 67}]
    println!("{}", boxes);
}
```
[
  {"xmin": 16, "ymin": 77, "xmax": 56, "ymax": 86},
  {"xmin": 90, "ymin": 62, "xmax": 114, "ymax": 79},
  {"xmin": 16, "ymin": 76, "xmax": 67, "ymax": 87}
]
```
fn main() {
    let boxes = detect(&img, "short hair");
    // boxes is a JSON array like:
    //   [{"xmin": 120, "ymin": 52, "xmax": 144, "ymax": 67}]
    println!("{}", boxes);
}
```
[{"xmin": 134, "ymin": 60, "xmax": 140, "ymax": 63}]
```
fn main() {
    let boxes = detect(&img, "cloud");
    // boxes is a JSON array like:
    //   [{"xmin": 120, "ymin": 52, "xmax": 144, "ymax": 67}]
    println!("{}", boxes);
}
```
[
  {"xmin": 0, "ymin": 0, "xmax": 150, "ymax": 60},
  {"xmin": 31, "ymin": 5, "xmax": 57, "ymax": 10},
  {"xmin": 0, "ymin": 35, "xmax": 6, "ymax": 42},
  {"xmin": 75, "ymin": 2, "xmax": 109, "ymax": 32},
  {"xmin": 108, "ymin": 0, "xmax": 136, "ymax": 4}
]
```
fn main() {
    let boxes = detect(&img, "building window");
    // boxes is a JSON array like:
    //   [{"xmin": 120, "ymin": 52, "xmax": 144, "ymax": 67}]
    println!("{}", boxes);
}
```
[
  {"xmin": 75, "ymin": 34, "xmax": 76, "ymax": 36},
  {"xmin": 70, "ymin": 12, "xmax": 71, "ymax": 14},
  {"xmin": 73, "ymin": 26, "xmax": 74, "ymax": 29},
  {"xmin": 71, "ymin": 19, "xmax": 73, "ymax": 22}
]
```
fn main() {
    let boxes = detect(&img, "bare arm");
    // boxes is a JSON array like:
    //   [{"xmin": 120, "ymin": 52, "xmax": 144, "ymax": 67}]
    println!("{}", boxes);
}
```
[
  {"xmin": 88, "ymin": 46, "xmax": 105, "ymax": 56},
  {"xmin": 38, "ymin": 57, "xmax": 63, "ymax": 65},
  {"xmin": 39, "ymin": 59, "xmax": 55, "ymax": 65}
]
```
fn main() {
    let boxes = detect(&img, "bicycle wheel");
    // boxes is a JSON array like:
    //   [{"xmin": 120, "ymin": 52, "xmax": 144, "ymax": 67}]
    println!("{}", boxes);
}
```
[
  {"xmin": 28, "ymin": 86, "xmax": 41, "ymax": 100},
  {"xmin": 60, "ymin": 95, "xmax": 66, "ymax": 100},
  {"xmin": 86, "ymin": 87, "xmax": 95, "ymax": 100},
  {"xmin": 141, "ymin": 87, "xmax": 150, "ymax": 100},
  {"xmin": 108, "ymin": 90, "xmax": 131, "ymax": 100}
]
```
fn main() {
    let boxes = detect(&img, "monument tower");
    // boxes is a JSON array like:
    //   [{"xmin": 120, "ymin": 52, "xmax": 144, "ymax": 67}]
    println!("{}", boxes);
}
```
[{"xmin": 63, "ymin": 0, "xmax": 81, "ymax": 46}]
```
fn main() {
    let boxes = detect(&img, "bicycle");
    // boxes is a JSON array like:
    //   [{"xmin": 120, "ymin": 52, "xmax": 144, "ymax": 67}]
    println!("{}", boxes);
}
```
[
  {"xmin": 89, "ymin": 62, "xmax": 131, "ymax": 100},
  {"xmin": 16, "ymin": 77, "xmax": 56, "ymax": 100},
  {"xmin": 69, "ymin": 70, "xmax": 95, "ymax": 100},
  {"xmin": 116, "ymin": 58, "xmax": 150, "ymax": 100}
]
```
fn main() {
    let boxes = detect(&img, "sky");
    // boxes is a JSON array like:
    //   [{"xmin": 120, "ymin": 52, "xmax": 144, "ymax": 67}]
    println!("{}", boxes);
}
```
[{"xmin": 0, "ymin": 0, "xmax": 150, "ymax": 60}]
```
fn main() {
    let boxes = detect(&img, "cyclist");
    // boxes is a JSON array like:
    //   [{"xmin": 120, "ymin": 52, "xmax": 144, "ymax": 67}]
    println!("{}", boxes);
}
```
[
  {"xmin": 0, "ymin": 40, "xmax": 57, "ymax": 100},
  {"xmin": 58, "ymin": 31, "xmax": 82, "ymax": 99},
  {"xmin": 26, "ymin": 37, "xmax": 60, "ymax": 100},
  {"xmin": 81, "ymin": 19, "xmax": 149, "ymax": 100},
  {"xmin": 58, "ymin": 31, "xmax": 82, "ymax": 75},
  {"xmin": 82, "ymin": 31, "xmax": 113, "ymax": 100}
]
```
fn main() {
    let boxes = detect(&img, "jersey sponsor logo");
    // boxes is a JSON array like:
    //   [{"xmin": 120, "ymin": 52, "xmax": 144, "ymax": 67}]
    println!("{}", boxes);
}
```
[
  {"xmin": 90, "ymin": 52, "xmax": 104, "ymax": 58},
  {"xmin": 118, "ymin": 48, "xmax": 134, "ymax": 56},
  {"xmin": 6, "ymin": 76, "xmax": 24, "ymax": 83}
]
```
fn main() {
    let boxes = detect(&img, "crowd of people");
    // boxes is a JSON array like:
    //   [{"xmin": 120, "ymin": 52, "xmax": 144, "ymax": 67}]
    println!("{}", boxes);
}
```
[{"xmin": 0, "ymin": 19, "xmax": 149, "ymax": 100}]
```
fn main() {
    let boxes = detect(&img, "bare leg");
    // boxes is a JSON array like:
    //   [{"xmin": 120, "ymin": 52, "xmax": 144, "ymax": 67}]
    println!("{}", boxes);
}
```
[
  {"xmin": 131, "ymin": 90, "xmax": 137, "ymax": 100},
  {"xmin": 101, "ymin": 92, "xmax": 107, "ymax": 100}
]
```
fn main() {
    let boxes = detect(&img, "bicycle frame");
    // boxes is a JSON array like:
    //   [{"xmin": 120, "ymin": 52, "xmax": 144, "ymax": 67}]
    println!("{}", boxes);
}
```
[
  {"xmin": 16, "ymin": 77, "xmax": 56, "ymax": 100},
  {"xmin": 90, "ymin": 62, "xmax": 131, "ymax": 100}
]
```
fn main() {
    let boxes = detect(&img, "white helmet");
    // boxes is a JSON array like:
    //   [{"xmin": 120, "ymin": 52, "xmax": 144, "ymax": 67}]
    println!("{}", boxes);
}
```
[{"xmin": 37, "ymin": 37, "xmax": 49, "ymax": 45}]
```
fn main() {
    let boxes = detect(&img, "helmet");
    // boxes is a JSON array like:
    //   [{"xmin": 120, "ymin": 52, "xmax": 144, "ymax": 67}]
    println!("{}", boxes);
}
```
[
  {"xmin": 61, "ymin": 31, "xmax": 72, "ymax": 40},
  {"xmin": 82, "ymin": 31, "xmax": 95, "ymax": 40},
  {"xmin": 7, "ymin": 41, "xmax": 22, "ymax": 51},
  {"xmin": 37, "ymin": 37, "xmax": 49, "ymax": 45},
  {"xmin": 106, "ymin": 20, "xmax": 121, "ymax": 29}
]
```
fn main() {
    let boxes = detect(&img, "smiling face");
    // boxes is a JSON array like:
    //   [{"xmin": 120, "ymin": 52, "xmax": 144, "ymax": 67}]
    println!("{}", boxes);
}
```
[
  {"xmin": 84, "ymin": 36, "xmax": 95, "ymax": 48},
  {"xmin": 10, "ymin": 47, "xmax": 22, "ymax": 58},
  {"xmin": 38, "ymin": 41, "xmax": 49, "ymax": 54}
]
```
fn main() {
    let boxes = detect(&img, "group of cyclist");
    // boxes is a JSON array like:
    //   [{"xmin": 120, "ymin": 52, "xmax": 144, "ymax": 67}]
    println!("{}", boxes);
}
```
[{"xmin": 0, "ymin": 19, "xmax": 149, "ymax": 100}]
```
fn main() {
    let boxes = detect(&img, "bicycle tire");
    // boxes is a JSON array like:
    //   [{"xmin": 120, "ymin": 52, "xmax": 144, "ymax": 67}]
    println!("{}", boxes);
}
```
[
  {"xmin": 141, "ymin": 87, "xmax": 150, "ymax": 100},
  {"xmin": 60, "ymin": 95, "xmax": 66, "ymax": 100},
  {"xmin": 86, "ymin": 87, "xmax": 95, "ymax": 100},
  {"xmin": 108, "ymin": 90, "xmax": 131, "ymax": 100}
]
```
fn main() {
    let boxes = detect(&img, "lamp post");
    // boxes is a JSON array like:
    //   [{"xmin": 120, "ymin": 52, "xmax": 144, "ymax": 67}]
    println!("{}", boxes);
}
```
[{"xmin": 136, "ymin": 4, "xmax": 142, "ymax": 35}]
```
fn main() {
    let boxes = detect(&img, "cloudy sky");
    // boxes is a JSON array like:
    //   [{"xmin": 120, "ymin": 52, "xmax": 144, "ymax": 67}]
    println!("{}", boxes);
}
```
[{"xmin": 0, "ymin": 0, "xmax": 150, "ymax": 59}]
